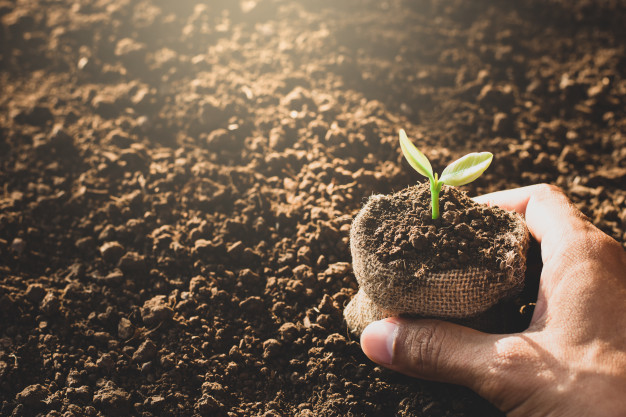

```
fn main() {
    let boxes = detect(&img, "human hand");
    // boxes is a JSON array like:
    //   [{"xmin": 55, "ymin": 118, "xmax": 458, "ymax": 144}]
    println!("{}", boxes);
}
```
[{"xmin": 359, "ymin": 184, "xmax": 626, "ymax": 417}]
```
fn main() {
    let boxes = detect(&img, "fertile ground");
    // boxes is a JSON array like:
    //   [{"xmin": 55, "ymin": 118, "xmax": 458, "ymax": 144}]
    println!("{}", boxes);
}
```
[
  {"xmin": 0, "ymin": 0, "xmax": 624, "ymax": 416},
  {"xmin": 362, "ymin": 184, "xmax": 521, "ymax": 273}
]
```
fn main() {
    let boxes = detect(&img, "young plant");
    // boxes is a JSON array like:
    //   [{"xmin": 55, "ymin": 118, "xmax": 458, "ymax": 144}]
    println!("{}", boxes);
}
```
[{"xmin": 399, "ymin": 129, "xmax": 493, "ymax": 219}]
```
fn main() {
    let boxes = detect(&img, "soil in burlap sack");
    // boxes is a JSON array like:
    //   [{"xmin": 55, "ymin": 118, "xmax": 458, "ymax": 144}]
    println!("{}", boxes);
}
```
[{"xmin": 344, "ymin": 183, "xmax": 530, "ymax": 335}]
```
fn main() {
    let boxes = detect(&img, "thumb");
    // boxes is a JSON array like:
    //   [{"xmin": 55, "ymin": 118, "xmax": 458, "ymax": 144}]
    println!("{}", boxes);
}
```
[{"xmin": 361, "ymin": 318, "xmax": 503, "ymax": 394}]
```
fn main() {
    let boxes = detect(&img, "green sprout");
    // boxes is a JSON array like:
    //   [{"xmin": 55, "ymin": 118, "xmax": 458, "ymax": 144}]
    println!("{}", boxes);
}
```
[{"xmin": 399, "ymin": 129, "xmax": 493, "ymax": 220}]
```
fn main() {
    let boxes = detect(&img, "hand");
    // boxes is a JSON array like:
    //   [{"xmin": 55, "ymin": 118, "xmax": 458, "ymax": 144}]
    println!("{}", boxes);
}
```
[{"xmin": 359, "ymin": 184, "xmax": 626, "ymax": 417}]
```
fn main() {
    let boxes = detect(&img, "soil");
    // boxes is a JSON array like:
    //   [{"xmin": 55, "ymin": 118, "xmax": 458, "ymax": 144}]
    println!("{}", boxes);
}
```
[
  {"xmin": 0, "ymin": 0, "xmax": 625, "ymax": 416},
  {"xmin": 366, "ymin": 183, "xmax": 519, "ymax": 275}
]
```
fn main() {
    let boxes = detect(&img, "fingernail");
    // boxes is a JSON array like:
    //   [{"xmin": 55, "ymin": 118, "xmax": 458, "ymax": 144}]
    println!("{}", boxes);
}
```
[{"xmin": 360, "ymin": 319, "xmax": 399, "ymax": 365}]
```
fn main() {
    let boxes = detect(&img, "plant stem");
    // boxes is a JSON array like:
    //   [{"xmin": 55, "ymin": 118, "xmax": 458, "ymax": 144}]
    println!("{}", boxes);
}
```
[{"xmin": 430, "ymin": 179, "xmax": 443, "ymax": 219}]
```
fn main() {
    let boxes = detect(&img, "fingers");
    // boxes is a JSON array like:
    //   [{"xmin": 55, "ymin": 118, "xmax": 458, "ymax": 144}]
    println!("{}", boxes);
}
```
[
  {"xmin": 473, "ymin": 184, "xmax": 594, "ymax": 262},
  {"xmin": 473, "ymin": 184, "xmax": 621, "ymax": 328},
  {"xmin": 360, "ymin": 318, "xmax": 548, "ymax": 412},
  {"xmin": 361, "ymin": 318, "xmax": 498, "ymax": 389},
  {"xmin": 472, "ymin": 186, "xmax": 534, "ymax": 215}
]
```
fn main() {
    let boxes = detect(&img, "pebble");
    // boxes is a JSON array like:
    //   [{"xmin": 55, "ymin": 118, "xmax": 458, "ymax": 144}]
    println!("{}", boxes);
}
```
[
  {"xmin": 201, "ymin": 381, "xmax": 224, "ymax": 394},
  {"xmin": 10, "ymin": 237, "xmax": 26, "ymax": 255},
  {"xmin": 409, "ymin": 234, "xmax": 426, "ymax": 250},
  {"xmin": 39, "ymin": 292, "xmax": 60, "ymax": 315},
  {"xmin": 192, "ymin": 239, "xmax": 216, "ymax": 257},
  {"xmin": 117, "ymin": 251, "xmax": 147, "ymax": 274},
  {"xmin": 318, "ymin": 294, "xmax": 337, "ymax": 314},
  {"xmin": 66, "ymin": 385, "xmax": 91, "ymax": 402},
  {"xmin": 96, "ymin": 354, "xmax": 115, "ymax": 372},
  {"xmin": 324, "ymin": 333, "xmax": 347, "ymax": 351},
  {"xmin": 278, "ymin": 322, "xmax": 299, "ymax": 343},
  {"xmin": 296, "ymin": 246, "xmax": 313, "ymax": 264},
  {"xmin": 262, "ymin": 339, "xmax": 282, "ymax": 359},
  {"xmin": 189, "ymin": 276, "xmax": 208, "ymax": 295},
  {"xmin": 117, "ymin": 318, "xmax": 134, "ymax": 340},
  {"xmin": 100, "ymin": 241, "xmax": 125, "ymax": 264},
  {"xmin": 93, "ymin": 380, "xmax": 130, "ymax": 414},
  {"xmin": 66, "ymin": 369, "xmax": 83, "ymax": 387},
  {"xmin": 132, "ymin": 339, "xmax": 157, "ymax": 362},
  {"xmin": 322, "ymin": 262, "xmax": 351, "ymax": 280},
  {"xmin": 293, "ymin": 265, "xmax": 314, "ymax": 284},
  {"xmin": 141, "ymin": 295, "xmax": 174, "ymax": 326},
  {"xmin": 195, "ymin": 394, "xmax": 222, "ymax": 413},
  {"xmin": 15, "ymin": 384, "xmax": 49, "ymax": 408}
]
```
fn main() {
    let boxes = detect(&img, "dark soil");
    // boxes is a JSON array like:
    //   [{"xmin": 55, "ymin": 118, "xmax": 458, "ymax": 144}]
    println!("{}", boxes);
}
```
[
  {"xmin": 366, "ymin": 183, "xmax": 519, "ymax": 275},
  {"xmin": 0, "ymin": 0, "xmax": 625, "ymax": 416}
]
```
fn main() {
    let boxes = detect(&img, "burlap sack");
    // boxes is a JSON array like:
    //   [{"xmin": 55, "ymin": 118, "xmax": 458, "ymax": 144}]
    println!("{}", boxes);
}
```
[{"xmin": 344, "ymin": 190, "xmax": 530, "ymax": 336}]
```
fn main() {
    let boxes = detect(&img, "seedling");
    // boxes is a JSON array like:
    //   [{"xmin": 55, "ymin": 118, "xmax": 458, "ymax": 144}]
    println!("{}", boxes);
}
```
[{"xmin": 399, "ymin": 129, "xmax": 493, "ymax": 219}]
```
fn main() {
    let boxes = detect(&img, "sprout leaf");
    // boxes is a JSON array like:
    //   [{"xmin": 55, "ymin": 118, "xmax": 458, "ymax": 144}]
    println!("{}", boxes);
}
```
[
  {"xmin": 398, "ymin": 129, "xmax": 493, "ymax": 219},
  {"xmin": 399, "ymin": 129, "xmax": 433, "ymax": 180},
  {"xmin": 439, "ymin": 152, "xmax": 493, "ymax": 187}
]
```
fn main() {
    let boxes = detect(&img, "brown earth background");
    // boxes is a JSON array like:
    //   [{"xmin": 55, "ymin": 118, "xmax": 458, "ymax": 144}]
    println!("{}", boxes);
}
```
[{"xmin": 1, "ymin": 0, "xmax": 625, "ymax": 416}]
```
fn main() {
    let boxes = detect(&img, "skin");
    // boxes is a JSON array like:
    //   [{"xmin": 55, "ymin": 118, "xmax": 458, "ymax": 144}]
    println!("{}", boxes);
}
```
[{"xmin": 360, "ymin": 184, "xmax": 626, "ymax": 416}]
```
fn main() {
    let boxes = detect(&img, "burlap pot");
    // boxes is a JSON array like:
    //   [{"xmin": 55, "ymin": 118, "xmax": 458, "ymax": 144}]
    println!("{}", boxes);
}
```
[{"xmin": 344, "ymin": 185, "xmax": 530, "ymax": 336}]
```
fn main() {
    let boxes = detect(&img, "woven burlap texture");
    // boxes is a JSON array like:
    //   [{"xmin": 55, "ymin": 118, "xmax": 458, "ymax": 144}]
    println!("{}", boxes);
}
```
[{"xmin": 344, "ymin": 193, "xmax": 530, "ymax": 336}]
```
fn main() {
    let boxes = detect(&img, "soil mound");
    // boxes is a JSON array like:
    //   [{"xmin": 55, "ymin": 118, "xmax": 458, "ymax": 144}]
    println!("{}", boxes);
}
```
[{"xmin": 345, "ymin": 184, "xmax": 529, "ymax": 335}]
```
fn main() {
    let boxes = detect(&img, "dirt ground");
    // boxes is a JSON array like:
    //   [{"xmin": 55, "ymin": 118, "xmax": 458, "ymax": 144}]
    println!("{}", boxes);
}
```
[{"xmin": 0, "ymin": 0, "xmax": 624, "ymax": 416}]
